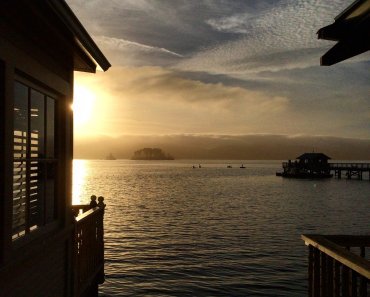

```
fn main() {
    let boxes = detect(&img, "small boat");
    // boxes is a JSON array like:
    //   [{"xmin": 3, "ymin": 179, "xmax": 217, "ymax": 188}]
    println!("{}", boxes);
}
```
[
  {"xmin": 198, "ymin": 164, "xmax": 202, "ymax": 168},
  {"xmin": 240, "ymin": 164, "xmax": 245, "ymax": 169},
  {"xmin": 227, "ymin": 165, "xmax": 232, "ymax": 168}
]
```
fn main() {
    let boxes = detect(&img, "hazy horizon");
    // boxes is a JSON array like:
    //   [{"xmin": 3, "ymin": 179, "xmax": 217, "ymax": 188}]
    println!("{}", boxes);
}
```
[{"xmin": 74, "ymin": 133, "xmax": 370, "ymax": 160}]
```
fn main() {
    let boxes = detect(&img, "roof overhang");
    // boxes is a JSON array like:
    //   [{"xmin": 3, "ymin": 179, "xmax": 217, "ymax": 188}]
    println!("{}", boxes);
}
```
[
  {"xmin": 317, "ymin": 0, "xmax": 370, "ymax": 65},
  {"xmin": 46, "ymin": 0, "xmax": 111, "ymax": 72},
  {"xmin": 296, "ymin": 153, "xmax": 331, "ymax": 160}
]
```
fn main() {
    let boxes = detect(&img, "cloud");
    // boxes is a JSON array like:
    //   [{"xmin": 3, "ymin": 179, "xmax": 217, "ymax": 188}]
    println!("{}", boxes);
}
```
[
  {"xmin": 74, "ymin": 66, "xmax": 293, "ymax": 136},
  {"xmin": 68, "ymin": 0, "xmax": 370, "ymax": 141},
  {"xmin": 177, "ymin": 0, "xmax": 360, "ymax": 75},
  {"xmin": 95, "ymin": 36, "xmax": 184, "ymax": 58},
  {"xmin": 68, "ymin": 0, "xmax": 368, "ymax": 75},
  {"xmin": 74, "ymin": 65, "xmax": 370, "ymax": 139},
  {"xmin": 84, "ymin": 66, "xmax": 281, "ymax": 103}
]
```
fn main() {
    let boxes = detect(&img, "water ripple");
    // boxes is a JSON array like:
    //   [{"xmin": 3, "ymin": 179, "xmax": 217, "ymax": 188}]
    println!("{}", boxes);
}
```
[{"xmin": 72, "ymin": 160, "xmax": 370, "ymax": 296}]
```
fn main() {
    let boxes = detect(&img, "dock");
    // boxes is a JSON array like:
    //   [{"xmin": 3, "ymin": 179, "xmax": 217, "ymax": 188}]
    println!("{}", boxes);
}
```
[
  {"xmin": 329, "ymin": 163, "xmax": 370, "ymax": 180},
  {"xmin": 277, "ymin": 153, "xmax": 370, "ymax": 180}
]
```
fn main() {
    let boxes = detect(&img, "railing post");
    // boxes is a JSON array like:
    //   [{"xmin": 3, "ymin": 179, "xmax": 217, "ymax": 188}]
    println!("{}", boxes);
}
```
[
  {"xmin": 342, "ymin": 265, "xmax": 350, "ymax": 297},
  {"xmin": 313, "ymin": 248, "xmax": 321, "ymax": 297},
  {"xmin": 351, "ymin": 271, "xmax": 358, "ymax": 297},
  {"xmin": 309, "ymin": 245, "xmax": 314, "ymax": 297},
  {"xmin": 334, "ymin": 260, "xmax": 340, "ymax": 297},
  {"xmin": 321, "ymin": 252, "xmax": 327, "ymax": 297},
  {"xmin": 359, "ymin": 247, "xmax": 367, "ymax": 297},
  {"xmin": 359, "ymin": 276, "xmax": 367, "ymax": 297},
  {"xmin": 327, "ymin": 257, "xmax": 334, "ymax": 296},
  {"xmin": 72, "ymin": 195, "xmax": 106, "ymax": 297},
  {"xmin": 97, "ymin": 197, "xmax": 105, "ymax": 284}
]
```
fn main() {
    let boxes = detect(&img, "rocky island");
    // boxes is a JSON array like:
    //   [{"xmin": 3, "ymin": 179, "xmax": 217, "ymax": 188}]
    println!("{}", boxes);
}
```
[{"xmin": 131, "ymin": 148, "xmax": 174, "ymax": 160}]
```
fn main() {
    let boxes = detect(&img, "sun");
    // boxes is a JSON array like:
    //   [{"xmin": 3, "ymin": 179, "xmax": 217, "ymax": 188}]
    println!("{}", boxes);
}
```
[{"xmin": 72, "ymin": 84, "xmax": 96, "ymax": 130}]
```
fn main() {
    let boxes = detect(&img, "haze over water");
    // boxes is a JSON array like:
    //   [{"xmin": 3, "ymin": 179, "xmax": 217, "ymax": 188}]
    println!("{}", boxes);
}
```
[{"xmin": 73, "ymin": 160, "xmax": 370, "ymax": 297}]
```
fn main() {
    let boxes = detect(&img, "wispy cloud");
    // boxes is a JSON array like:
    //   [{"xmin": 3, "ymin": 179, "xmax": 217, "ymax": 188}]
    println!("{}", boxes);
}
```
[
  {"xmin": 95, "ymin": 36, "xmax": 184, "ymax": 58},
  {"xmin": 178, "ymin": 0, "xmax": 352, "ymax": 76}
]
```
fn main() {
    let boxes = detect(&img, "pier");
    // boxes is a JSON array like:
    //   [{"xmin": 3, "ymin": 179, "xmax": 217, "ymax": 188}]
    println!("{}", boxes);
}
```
[
  {"xmin": 329, "ymin": 163, "xmax": 370, "ymax": 180},
  {"xmin": 277, "ymin": 153, "xmax": 370, "ymax": 180}
]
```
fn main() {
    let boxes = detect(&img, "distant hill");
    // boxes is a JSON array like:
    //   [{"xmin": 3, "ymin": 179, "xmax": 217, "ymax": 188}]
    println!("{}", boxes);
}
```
[
  {"xmin": 131, "ymin": 148, "xmax": 174, "ymax": 160},
  {"xmin": 74, "ymin": 134, "xmax": 370, "ymax": 160}
]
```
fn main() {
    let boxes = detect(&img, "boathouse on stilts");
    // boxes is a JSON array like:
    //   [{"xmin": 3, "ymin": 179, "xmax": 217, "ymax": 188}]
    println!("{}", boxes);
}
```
[
  {"xmin": 279, "ymin": 153, "xmax": 332, "ymax": 178},
  {"xmin": 0, "ymin": 1, "xmax": 110, "ymax": 296},
  {"xmin": 301, "ymin": 0, "xmax": 370, "ymax": 295}
]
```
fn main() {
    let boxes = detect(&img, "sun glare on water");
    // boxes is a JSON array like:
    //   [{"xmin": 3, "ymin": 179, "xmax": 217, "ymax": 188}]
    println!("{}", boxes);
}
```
[{"xmin": 72, "ymin": 159, "xmax": 88, "ymax": 205}]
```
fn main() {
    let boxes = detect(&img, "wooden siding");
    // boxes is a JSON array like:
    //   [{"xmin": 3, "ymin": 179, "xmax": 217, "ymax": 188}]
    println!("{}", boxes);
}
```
[
  {"xmin": 0, "ymin": 5, "xmax": 74, "ymax": 295},
  {"xmin": 0, "ymin": 1, "xmax": 108, "ymax": 295},
  {"xmin": 0, "ymin": 233, "xmax": 71, "ymax": 297}
]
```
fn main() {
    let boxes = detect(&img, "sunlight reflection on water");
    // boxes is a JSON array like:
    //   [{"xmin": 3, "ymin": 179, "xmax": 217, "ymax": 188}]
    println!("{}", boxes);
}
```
[
  {"xmin": 72, "ymin": 159, "xmax": 88, "ymax": 205},
  {"xmin": 72, "ymin": 160, "xmax": 370, "ymax": 297}
]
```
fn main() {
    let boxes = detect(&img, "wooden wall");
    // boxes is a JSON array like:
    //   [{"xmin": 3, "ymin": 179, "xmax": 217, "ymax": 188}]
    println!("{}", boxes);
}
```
[
  {"xmin": 0, "ymin": 5, "xmax": 75, "ymax": 296},
  {"xmin": 0, "ymin": 236, "xmax": 71, "ymax": 296}
]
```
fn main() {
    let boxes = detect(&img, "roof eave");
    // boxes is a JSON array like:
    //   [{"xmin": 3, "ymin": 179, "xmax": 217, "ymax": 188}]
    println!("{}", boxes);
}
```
[
  {"xmin": 320, "ymin": 38, "xmax": 370, "ymax": 66},
  {"xmin": 46, "ymin": 0, "xmax": 111, "ymax": 72},
  {"xmin": 317, "ymin": 0, "xmax": 370, "ymax": 65}
]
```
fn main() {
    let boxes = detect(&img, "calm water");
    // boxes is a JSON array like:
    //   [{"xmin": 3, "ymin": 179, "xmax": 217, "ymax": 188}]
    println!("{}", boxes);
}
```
[{"xmin": 73, "ymin": 160, "xmax": 370, "ymax": 297}]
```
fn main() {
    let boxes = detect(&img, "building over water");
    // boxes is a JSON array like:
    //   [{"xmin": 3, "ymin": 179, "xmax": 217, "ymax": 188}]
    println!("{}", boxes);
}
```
[
  {"xmin": 0, "ymin": 1, "xmax": 110, "ymax": 296},
  {"xmin": 278, "ymin": 153, "xmax": 332, "ymax": 178}
]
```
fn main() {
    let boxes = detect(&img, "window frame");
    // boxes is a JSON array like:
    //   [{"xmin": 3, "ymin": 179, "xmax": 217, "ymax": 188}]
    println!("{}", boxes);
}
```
[{"xmin": 12, "ymin": 77, "xmax": 60, "ymax": 243}]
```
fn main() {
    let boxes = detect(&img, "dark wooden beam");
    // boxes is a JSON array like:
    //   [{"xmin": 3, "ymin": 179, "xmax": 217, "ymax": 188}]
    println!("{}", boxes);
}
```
[
  {"xmin": 320, "ymin": 36, "xmax": 370, "ymax": 65},
  {"xmin": 318, "ymin": 0, "xmax": 370, "ymax": 65}
]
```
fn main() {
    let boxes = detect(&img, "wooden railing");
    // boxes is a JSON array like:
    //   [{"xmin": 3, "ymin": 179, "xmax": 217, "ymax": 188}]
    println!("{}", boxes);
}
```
[
  {"xmin": 329, "ymin": 163, "xmax": 370, "ymax": 171},
  {"xmin": 73, "ymin": 198, "xmax": 105, "ymax": 297},
  {"xmin": 282, "ymin": 162, "xmax": 330, "ymax": 170},
  {"xmin": 302, "ymin": 234, "xmax": 370, "ymax": 297},
  {"xmin": 72, "ymin": 204, "xmax": 90, "ymax": 216}
]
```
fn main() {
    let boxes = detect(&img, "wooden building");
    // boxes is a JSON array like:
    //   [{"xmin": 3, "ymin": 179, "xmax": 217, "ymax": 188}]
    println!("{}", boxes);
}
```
[
  {"xmin": 318, "ymin": 0, "xmax": 370, "ymax": 65},
  {"xmin": 278, "ymin": 153, "xmax": 332, "ymax": 178},
  {"xmin": 302, "ymin": 1, "xmax": 370, "ymax": 296},
  {"xmin": 0, "ymin": 1, "xmax": 110, "ymax": 296}
]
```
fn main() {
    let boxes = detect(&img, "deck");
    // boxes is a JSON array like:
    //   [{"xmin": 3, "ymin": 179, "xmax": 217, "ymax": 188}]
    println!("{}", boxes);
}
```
[
  {"xmin": 329, "ymin": 163, "xmax": 370, "ymax": 180},
  {"xmin": 302, "ymin": 234, "xmax": 370, "ymax": 296},
  {"xmin": 72, "ymin": 201, "xmax": 105, "ymax": 297},
  {"xmin": 280, "ymin": 162, "xmax": 370, "ymax": 180}
]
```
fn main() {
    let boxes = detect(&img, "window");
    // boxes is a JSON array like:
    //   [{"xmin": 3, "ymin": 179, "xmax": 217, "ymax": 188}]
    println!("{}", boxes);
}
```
[{"xmin": 12, "ymin": 81, "xmax": 57, "ymax": 240}]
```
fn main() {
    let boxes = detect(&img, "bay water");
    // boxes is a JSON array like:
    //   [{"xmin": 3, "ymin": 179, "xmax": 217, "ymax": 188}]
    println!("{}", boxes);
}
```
[{"xmin": 73, "ymin": 160, "xmax": 370, "ymax": 297}]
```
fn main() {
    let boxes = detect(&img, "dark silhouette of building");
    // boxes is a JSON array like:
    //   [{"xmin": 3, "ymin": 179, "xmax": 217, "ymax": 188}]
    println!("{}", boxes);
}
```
[
  {"xmin": 296, "ymin": 153, "xmax": 331, "ymax": 169},
  {"xmin": 278, "ymin": 153, "xmax": 332, "ymax": 178},
  {"xmin": 302, "ymin": 1, "xmax": 370, "ymax": 295},
  {"xmin": 318, "ymin": 0, "xmax": 370, "ymax": 65},
  {"xmin": 0, "ymin": 1, "xmax": 110, "ymax": 296}
]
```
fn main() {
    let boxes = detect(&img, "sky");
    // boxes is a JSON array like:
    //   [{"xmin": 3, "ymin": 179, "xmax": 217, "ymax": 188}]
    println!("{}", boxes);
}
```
[{"xmin": 66, "ymin": 0, "xmax": 370, "ymax": 159}]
